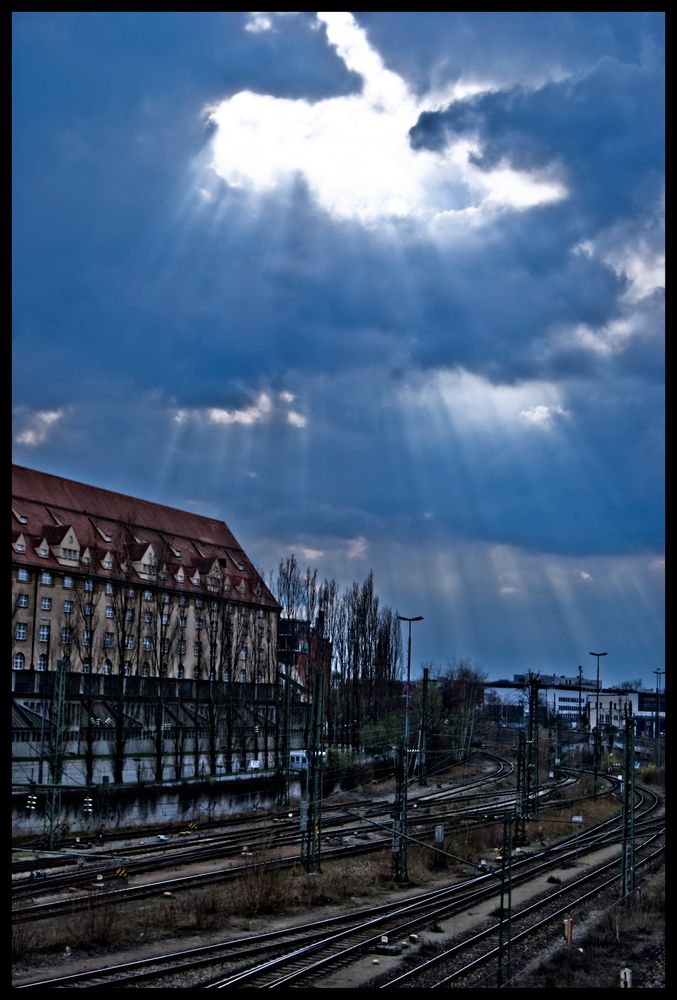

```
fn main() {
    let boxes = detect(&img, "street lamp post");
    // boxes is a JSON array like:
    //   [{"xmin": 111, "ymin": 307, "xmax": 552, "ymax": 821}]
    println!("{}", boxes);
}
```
[
  {"xmin": 393, "ymin": 614, "xmax": 423, "ymax": 883},
  {"xmin": 589, "ymin": 652, "xmax": 607, "ymax": 796}
]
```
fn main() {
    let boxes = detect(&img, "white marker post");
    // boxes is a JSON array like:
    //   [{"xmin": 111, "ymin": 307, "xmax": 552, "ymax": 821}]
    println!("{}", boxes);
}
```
[{"xmin": 572, "ymin": 815, "xmax": 583, "ymax": 863}]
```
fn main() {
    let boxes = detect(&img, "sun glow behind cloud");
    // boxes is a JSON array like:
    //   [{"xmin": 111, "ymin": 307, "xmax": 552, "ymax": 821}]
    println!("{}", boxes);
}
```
[{"xmin": 205, "ymin": 12, "xmax": 567, "ymax": 226}]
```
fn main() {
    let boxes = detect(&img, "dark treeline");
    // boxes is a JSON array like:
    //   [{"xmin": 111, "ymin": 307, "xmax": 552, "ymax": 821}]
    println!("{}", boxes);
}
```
[{"xmin": 270, "ymin": 554, "xmax": 403, "ymax": 750}]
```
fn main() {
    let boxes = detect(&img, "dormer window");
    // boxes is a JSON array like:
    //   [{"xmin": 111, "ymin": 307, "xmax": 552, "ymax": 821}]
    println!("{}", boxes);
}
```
[
  {"xmin": 12, "ymin": 508, "xmax": 28, "ymax": 525},
  {"xmin": 39, "ymin": 546, "xmax": 48, "ymax": 558},
  {"xmin": 142, "ymin": 563, "xmax": 156, "ymax": 576},
  {"xmin": 62, "ymin": 547, "xmax": 78, "ymax": 560},
  {"xmin": 15, "ymin": 540, "xmax": 26, "ymax": 554}
]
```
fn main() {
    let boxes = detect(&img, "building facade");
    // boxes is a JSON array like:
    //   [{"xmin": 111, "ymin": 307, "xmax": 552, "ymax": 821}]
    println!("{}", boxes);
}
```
[{"xmin": 12, "ymin": 465, "xmax": 285, "ymax": 784}]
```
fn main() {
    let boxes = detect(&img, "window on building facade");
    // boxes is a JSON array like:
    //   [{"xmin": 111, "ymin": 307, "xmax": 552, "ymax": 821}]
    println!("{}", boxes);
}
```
[
  {"xmin": 15, "ymin": 541, "xmax": 26, "ymax": 553},
  {"xmin": 143, "ymin": 636, "xmax": 152, "ymax": 651},
  {"xmin": 161, "ymin": 594, "xmax": 170, "ymax": 604},
  {"xmin": 15, "ymin": 623, "xmax": 27, "ymax": 641},
  {"xmin": 63, "ymin": 576, "xmax": 73, "ymax": 589},
  {"xmin": 239, "ymin": 649, "xmax": 247, "ymax": 661},
  {"xmin": 178, "ymin": 595, "xmax": 187, "ymax": 606},
  {"xmin": 123, "ymin": 661, "xmax": 132, "ymax": 676},
  {"xmin": 177, "ymin": 664, "xmax": 184, "ymax": 679},
  {"xmin": 161, "ymin": 613, "xmax": 170, "ymax": 626},
  {"xmin": 193, "ymin": 641, "xmax": 201, "ymax": 656},
  {"xmin": 106, "ymin": 606, "xmax": 114, "ymax": 618},
  {"xmin": 38, "ymin": 654, "xmax": 48, "ymax": 671},
  {"xmin": 60, "ymin": 627, "xmax": 72, "ymax": 645},
  {"xmin": 84, "ymin": 579, "xmax": 94, "ymax": 592},
  {"xmin": 84, "ymin": 603, "xmax": 94, "ymax": 617},
  {"xmin": 38, "ymin": 546, "xmax": 48, "ymax": 557},
  {"xmin": 62, "ymin": 548, "xmax": 78, "ymax": 560},
  {"xmin": 239, "ymin": 670, "xmax": 246, "ymax": 683},
  {"xmin": 127, "ymin": 587, "xmax": 135, "ymax": 598},
  {"xmin": 13, "ymin": 652, "xmax": 25, "ymax": 670},
  {"xmin": 17, "ymin": 594, "xmax": 29, "ymax": 608},
  {"xmin": 179, "ymin": 614, "xmax": 187, "ymax": 628},
  {"xmin": 143, "ymin": 611, "xmax": 153, "ymax": 625},
  {"xmin": 103, "ymin": 632, "xmax": 114, "ymax": 648},
  {"xmin": 63, "ymin": 600, "xmax": 74, "ymax": 614},
  {"xmin": 141, "ymin": 663, "xmax": 150, "ymax": 678},
  {"xmin": 196, "ymin": 618, "xmax": 204, "ymax": 631},
  {"xmin": 41, "ymin": 596, "xmax": 52, "ymax": 611},
  {"xmin": 17, "ymin": 568, "xmax": 29, "ymax": 581},
  {"xmin": 40, "ymin": 572, "xmax": 52, "ymax": 585},
  {"xmin": 195, "ymin": 597, "xmax": 204, "ymax": 608},
  {"xmin": 105, "ymin": 582, "xmax": 114, "ymax": 595},
  {"xmin": 143, "ymin": 590, "xmax": 153, "ymax": 601},
  {"xmin": 82, "ymin": 630, "xmax": 92, "ymax": 646},
  {"xmin": 178, "ymin": 639, "xmax": 186, "ymax": 655},
  {"xmin": 125, "ymin": 634, "xmax": 134, "ymax": 649},
  {"xmin": 101, "ymin": 660, "xmax": 112, "ymax": 675},
  {"xmin": 82, "ymin": 659, "xmax": 91, "ymax": 674},
  {"xmin": 125, "ymin": 609, "xmax": 133, "ymax": 621},
  {"xmin": 161, "ymin": 638, "xmax": 170, "ymax": 654}
]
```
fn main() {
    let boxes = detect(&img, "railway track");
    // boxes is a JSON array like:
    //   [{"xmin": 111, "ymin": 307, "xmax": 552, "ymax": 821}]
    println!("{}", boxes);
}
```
[{"xmin": 13, "ymin": 787, "xmax": 662, "ymax": 989}]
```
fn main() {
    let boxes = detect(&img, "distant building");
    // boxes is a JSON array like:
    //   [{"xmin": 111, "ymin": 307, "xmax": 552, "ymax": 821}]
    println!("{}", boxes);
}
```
[{"xmin": 483, "ymin": 673, "xmax": 665, "ymax": 741}]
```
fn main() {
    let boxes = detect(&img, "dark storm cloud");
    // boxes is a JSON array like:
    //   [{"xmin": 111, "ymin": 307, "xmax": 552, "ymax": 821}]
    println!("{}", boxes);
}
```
[{"xmin": 409, "ymin": 53, "xmax": 664, "ymax": 231}]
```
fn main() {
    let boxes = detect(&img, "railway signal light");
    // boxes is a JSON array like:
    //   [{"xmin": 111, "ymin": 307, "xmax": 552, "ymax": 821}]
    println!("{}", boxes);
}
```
[
  {"xmin": 26, "ymin": 794, "xmax": 37, "ymax": 812},
  {"xmin": 83, "ymin": 796, "xmax": 93, "ymax": 814}
]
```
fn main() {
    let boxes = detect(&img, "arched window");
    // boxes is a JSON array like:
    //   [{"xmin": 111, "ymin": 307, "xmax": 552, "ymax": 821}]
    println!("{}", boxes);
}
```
[
  {"xmin": 37, "ymin": 654, "xmax": 48, "ymax": 671},
  {"xmin": 101, "ymin": 659, "xmax": 113, "ymax": 675},
  {"xmin": 13, "ymin": 652, "xmax": 25, "ymax": 671},
  {"xmin": 141, "ymin": 662, "xmax": 150, "ymax": 678},
  {"xmin": 82, "ymin": 659, "xmax": 91, "ymax": 674}
]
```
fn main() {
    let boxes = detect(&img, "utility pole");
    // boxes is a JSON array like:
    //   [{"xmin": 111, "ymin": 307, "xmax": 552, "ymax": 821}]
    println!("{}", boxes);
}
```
[
  {"xmin": 301, "ymin": 610, "xmax": 325, "ymax": 873},
  {"xmin": 392, "ymin": 739, "xmax": 409, "ymax": 883},
  {"xmin": 45, "ymin": 657, "xmax": 68, "ymax": 849},
  {"xmin": 590, "ymin": 652, "xmax": 607, "ymax": 796},
  {"xmin": 497, "ymin": 811, "xmax": 513, "ymax": 988},
  {"xmin": 654, "ymin": 668, "xmax": 664, "ymax": 770},
  {"xmin": 620, "ymin": 704, "xmax": 635, "ymax": 902},
  {"xmin": 418, "ymin": 666, "xmax": 429, "ymax": 786},
  {"xmin": 515, "ymin": 729, "xmax": 527, "ymax": 845},
  {"xmin": 280, "ymin": 667, "xmax": 291, "ymax": 805},
  {"xmin": 392, "ymin": 614, "xmax": 423, "ymax": 883},
  {"xmin": 527, "ymin": 672, "xmax": 540, "ymax": 818},
  {"xmin": 578, "ymin": 665, "xmax": 583, "ymax": 730}
]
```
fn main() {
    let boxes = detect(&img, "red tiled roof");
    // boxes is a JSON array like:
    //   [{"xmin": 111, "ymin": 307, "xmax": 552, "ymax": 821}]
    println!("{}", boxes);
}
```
[{"xmin": 12, "ymin": 465, "xmax": 280, "ymax": 610}]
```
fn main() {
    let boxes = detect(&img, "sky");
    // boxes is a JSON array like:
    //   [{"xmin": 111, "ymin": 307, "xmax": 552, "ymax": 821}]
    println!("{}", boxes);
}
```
[{"xmin": 12, "ymin": 12, "xmax": 664, "ymax": 688}]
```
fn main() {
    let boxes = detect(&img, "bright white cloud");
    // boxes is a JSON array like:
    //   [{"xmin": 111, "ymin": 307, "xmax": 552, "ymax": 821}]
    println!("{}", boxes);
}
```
[
  {"xmin": 207, "ymin": 392, "xmax": 272, "ymax": 425},
  {"xmin": 206, "ymin": 12, "xmax": 567, "ymax": 226},
  {"xmin": 579, "ymin": 570, "xmax": 592, "ymax": 581},
  {"xmin": 298, "ymin": 545, "xmax": 324, "ymax": 560},
  {"xmin": 14, "ymin": 408, "xmax": 67, "ymax": 446},
  {"xmin": 171, "ymin": 390, "xmax": 309, "ymax": 430},
  {"xmin": 346, "ymin": 535, "xmax": 368, "ymax": 558},
  {"xmin": 244, "ymin": 12, "xmax": 298, "ymax": 33},
  {"xmin": 404, "ymin": 368, "xmax": 569, "ymax": 434},
  {"xmin": 279, "ymin": 390, "xmax": 295, "ymax": 403},
  {"xmin": 519, "ymin": 403, "xmax": 570, "ymax": 428}
]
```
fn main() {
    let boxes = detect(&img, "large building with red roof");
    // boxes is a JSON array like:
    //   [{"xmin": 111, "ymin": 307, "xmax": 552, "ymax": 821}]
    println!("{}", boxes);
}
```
[{"xmin": 11, "ymin": 465, "xmax": 291, "ymax": 785}]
